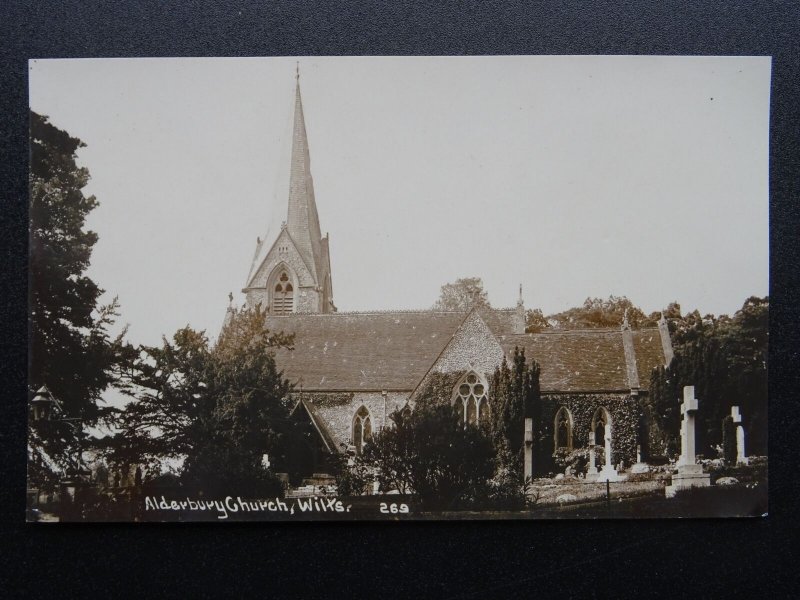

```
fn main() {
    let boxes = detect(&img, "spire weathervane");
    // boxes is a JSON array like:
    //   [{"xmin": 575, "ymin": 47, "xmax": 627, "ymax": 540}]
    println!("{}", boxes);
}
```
[{"xmin": 296, "ymin": 61, "xmax": 300, "ymax": 82}]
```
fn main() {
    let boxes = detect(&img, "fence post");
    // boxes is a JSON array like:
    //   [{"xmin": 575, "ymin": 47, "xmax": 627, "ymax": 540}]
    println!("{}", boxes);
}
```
[{"xmin": 606, "ymin": 479, "xmax": 611, "ymax": 509}]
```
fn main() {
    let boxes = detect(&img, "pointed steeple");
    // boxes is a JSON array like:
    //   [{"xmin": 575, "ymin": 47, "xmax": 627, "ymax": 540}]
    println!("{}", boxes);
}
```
[{"xmin": 286, "ymin": 68, "xmax": 324, "ymax": 282}]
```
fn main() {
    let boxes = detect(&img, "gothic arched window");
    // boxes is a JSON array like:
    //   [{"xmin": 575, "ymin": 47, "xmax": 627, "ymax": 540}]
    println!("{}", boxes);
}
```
[
  {"xmin": 591, "ymin": 407, "xmax": 611, "ymax": 447},
  {"xmin": 554, "ymin": 407, "xmax": 573, "ymax": 450},
  {"xmin": 352, "ymin": 406, "xmax": 372, "ymax": 455},
  {"xmin": 454, "ymin": 372, "xmax": 489, "ymax": 427},
  {"xmin": 270, "ymin": 269, "xmax": 294, "ymax": 314}
]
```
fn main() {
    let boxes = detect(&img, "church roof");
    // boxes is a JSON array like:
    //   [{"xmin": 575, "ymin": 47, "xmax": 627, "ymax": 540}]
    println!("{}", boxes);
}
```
[
  {"xmin": 477, "ymin": 307, "xmax": 519, "ymax": 336},
  {"xmin": 631, "ymin": 328, "xmax": 669, "ymax": 384},
  {"xmin": 498, "ymin": 327, "xmax": 667, "ymax": 393},
  {"xmin": 266, "ymin": 311, "xmax": 469, "ymax": 391}
]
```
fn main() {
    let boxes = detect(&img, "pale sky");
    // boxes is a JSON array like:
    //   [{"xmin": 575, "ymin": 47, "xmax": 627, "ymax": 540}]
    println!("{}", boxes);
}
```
[{"xmin": 29, "ymin": 56, "xmax": 770, "ymax": 348}]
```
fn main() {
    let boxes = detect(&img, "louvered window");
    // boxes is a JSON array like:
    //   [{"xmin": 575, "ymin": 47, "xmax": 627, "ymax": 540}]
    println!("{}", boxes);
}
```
[{"xmin": 272, "ymin": 271, "xmax": 294, "ymax": 314}]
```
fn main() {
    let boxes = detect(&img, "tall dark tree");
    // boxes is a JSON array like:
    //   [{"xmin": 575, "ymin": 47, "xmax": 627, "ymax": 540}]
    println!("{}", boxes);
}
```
[
  {"xmin": 489, "ymin": 348, "xmax": 541, "ymax": 473},
  {"xmin": 646, "ymin": 296, "xmax": 768, "ymax": 458},
  {"xmin": 106, "ymin": 305, "xmax": 306, "ymax": 494},
  {"xmin": 433, "ymin": 277, "xmax": 491, "ymax": 311},
  {"xmin": 28, "ymin": 112, "xmax": 129, "ymax": 490}
]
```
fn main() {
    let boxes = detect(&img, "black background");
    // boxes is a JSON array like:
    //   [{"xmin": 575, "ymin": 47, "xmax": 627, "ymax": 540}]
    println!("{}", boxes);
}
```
[{"xmin": 1, "ymin": 1, "xmax": 798, "ymax": 597}]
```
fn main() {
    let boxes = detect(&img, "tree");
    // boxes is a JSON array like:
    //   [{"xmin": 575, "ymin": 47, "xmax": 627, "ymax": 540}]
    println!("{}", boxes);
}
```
[
  {"xmin": 433, "ymin": 277, "xmax": 491, "ymax": 311},
  {"xmin": 28, "ymin": 111, "xmax": 129, "ymax": 491},
  {"xmin": 646, "ymin": 296, "xmax": 768, "ymax": 458},
  {"xmin": 525, "ymin": 308, "xmax": 550, "ymax": 332},
  {"xmin": 106, "ymin": 305, "xmax": 306, "ymax": 494},
  {"xmin": 360, "ymin": 404, "xmax": 496, "ymax": 510},
  {"xmin": 546, "ymin": 295, "xmax": 656, "ymax": 330},
  {"xmin": 489, "ymin": 349, "xmax": 542, "ymax": 474}
]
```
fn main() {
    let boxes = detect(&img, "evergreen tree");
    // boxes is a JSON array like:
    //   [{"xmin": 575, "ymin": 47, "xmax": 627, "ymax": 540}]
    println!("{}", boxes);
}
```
[
  {"xmin": 489, "ymin": 348, "xmax": 541, "ymax": 472},
  {"xmin": 28, "ymin": 112, "xmax": 129, "ymax": 490},
  {"xmin": 106, "ymin": 305, "xmax": 307, "ymax": 492},
  {"xmin": 646, "ymin": 297, "xmax": 768, "ymax": 458}
]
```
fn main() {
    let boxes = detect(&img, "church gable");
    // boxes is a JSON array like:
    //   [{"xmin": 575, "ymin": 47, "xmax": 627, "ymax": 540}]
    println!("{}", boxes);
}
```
[
  {"xmin": 243, "ymin": 228, "xmax": 319, "ymax": 313},
  {"xmin": 429, "ymin": 310, "xmax": 505, "ymax": 378}
]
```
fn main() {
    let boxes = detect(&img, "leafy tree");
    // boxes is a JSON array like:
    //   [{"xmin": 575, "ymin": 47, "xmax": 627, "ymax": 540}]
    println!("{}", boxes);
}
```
[
  {"xmin": 28, "ymin": 111, "xmax": 130, "ymax": 491},
  {"xmin": 524, "ymin": 308, "xmax": 551, "ymax": 332},
  {"xmin": 360, "ymin": 404, "xmax": 496, "ymax": 510},
  {"xmin": 546, "ymin": 295, "xmax": 657, "ymax": 330},
  {"xmin": 433, "ymin": 277, "xmax": 491, "ymax": 311}
]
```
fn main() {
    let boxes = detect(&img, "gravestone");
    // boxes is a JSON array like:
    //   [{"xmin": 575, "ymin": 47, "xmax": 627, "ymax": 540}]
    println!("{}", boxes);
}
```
[
  {"xmin": 524, "ymin": 417, "xmax": 533, "ymax": 481},
  {"xmin": 597, "ymin": 417, "xmax": 624, "ymax": 482},
  {"xmin": 665, "ymin": 386, "xmax": 711, "ymax": 497},
  {"xmin": 587, "ymin": 431, "xmax": 598, "ymax": 478},
  {"xmin": 631, "ymin": 443, "xmax": 650, "ymax": 474},
  {"xmin": 731, "ymin": 406, "xmax": 749, "ymax": 465}
]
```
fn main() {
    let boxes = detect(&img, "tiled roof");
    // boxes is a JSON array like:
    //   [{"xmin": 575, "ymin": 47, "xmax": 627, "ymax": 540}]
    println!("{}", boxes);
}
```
[
  {"xmin": 266, "ymin": 311, "xmax": 468, "ymax": 391},
  {"xmin": 478, "ymin": 307, "xmax": 519, "ymax": 336},
  {"xmin": 632, "ymin": 329, "xmax": 668, "ymax": 386},
  {"xmin": 498, "ymin": 328, "xmax": 667, "ymax": 393}
]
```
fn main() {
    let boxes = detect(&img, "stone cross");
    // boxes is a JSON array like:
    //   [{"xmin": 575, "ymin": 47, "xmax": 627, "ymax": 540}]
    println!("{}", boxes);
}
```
[
  {"xmin": 636, "ymin": 444, "xmax": 642, "ymax": 464},
  {"xmin": 587, "ymin": 431, "xmax": 597, "ymax": 474},
  {"xmin": 678, "ymin": 386, "xmax": 698, "ymax": 467},
  {"xmin": 523, "ymin": 418, "xmax": 533, "ymax": 481},
  {"xmin": 731, "ymin": 406, "xmax": 747, "ymax": 464},
  {"xmin": 604, "ymin": 423, "xmax": 613, "ymax": 470}
]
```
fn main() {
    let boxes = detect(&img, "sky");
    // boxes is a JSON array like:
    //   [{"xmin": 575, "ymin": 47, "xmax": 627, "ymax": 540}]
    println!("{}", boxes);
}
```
[{"xmin": 29, "ymin": 56, "xmax": 771, "ymax": 348}]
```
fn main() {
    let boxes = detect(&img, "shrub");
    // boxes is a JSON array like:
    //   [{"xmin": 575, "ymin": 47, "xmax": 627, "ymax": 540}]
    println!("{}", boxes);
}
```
[{"xmin": 552, "ymin": 447, "xmax": 598, "ymax": 476}]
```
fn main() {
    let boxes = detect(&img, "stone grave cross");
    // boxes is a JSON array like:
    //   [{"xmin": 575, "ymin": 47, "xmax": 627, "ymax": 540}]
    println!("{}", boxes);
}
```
[
  {"xmin": 524, "ymin": 417, "xmax": 533, "ymax": 481},
  {"xmin": 678, "ymin": 386, "xmax": 698, "ymax": 468},
  {"xmin": 731, "ymin": 406, "xmax": 748, "ymax": 465},
  {"xmin": 587, "ymin": 431, "xmax": 598, "ymax": 475}
]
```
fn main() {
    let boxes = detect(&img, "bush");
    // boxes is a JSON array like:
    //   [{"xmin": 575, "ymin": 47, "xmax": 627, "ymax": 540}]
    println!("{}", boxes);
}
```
[
  {"xmin": 333, "ymin": 447, "xmax": 373, "ymax": 496},
  {"xmin": 552, "ymin": 447, "xmax": 598, "ymax": 476}
]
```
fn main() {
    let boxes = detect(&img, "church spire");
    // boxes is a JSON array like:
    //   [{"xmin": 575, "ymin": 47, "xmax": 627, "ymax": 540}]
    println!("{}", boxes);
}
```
[{"xmin": 286, "ymin": 67, "xmax": 324, "ymax": 282}]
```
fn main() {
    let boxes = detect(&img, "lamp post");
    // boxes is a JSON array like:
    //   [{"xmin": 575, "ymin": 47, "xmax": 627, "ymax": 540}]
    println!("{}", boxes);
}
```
[{"xmin": 30, "ymin": 385, "xmax": 89, "ymax": 521}]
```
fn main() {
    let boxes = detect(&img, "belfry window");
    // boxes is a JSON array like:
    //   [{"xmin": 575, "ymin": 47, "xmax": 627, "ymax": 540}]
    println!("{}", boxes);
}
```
[
  {"xmin": 454, "ymin": 372, "xmax": 489, "ymax": 427},
  {"xmin": 271, "ymin": 270, "xmax": 294, "ymax": 314},
  {"xmin": 352, "ymin": 406, "xmax": 372, "ymax": 455}
]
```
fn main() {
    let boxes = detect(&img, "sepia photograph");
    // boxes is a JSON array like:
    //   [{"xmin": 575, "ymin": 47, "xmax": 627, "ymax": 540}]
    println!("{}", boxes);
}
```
[{"xmin": 27, "ymin": 55, "xmax": 769, "ymax": 521}]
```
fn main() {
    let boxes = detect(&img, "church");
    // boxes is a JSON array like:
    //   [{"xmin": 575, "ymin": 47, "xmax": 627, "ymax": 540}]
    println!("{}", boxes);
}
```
[{"xmin": 225, "ymin": 75, "xmax": 674, "ymax": 477}]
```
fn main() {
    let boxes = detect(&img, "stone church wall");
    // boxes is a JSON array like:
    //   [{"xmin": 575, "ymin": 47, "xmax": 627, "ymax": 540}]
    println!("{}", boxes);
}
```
[
  {"xmin": 540, "ymin": 393, "xmax": 643, "ymax": 467},
  {"xmin": 301, "ymin": 391, "xmax": 410, "ymax": 449},
  {"xmin": 432, "ymin": 311, "xmax": 505, "ymax": 376}
]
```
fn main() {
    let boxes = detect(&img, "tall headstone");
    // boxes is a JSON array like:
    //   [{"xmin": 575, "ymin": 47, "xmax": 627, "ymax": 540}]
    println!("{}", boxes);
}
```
[
  {"xmin": 665, "ymin": 386, "xmax": 711, "ymax": 497},
  {"xmin": 631, "ymin": 443, "xmax": 649, "ymax": 474},
  {"xmin": 731, "ymin": 406, "xmax": 748, "ymax": 465},
  {"xmin": 523, "ymin": 418, "xmax": 533, "ymax": 481},
  {"xmin": 587, "ymin": 431, "xmax": 598, "ymax": 477},
  {"xmin": 597, "ymin": 416, "xmax": 623, "ymax": 482}
]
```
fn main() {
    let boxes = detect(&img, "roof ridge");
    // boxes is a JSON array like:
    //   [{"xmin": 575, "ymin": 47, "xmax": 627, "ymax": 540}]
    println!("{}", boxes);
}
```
[
  {"xmin": 266, "ymin": 308, "xmax": 471, "ymax": 317},
  {"xmin": 503, "ymin": 326, "xmax": 660, "ymax": 336}
]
